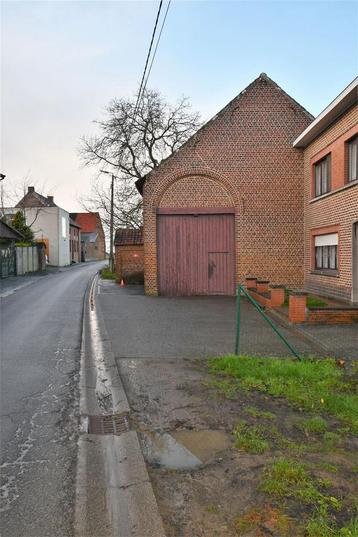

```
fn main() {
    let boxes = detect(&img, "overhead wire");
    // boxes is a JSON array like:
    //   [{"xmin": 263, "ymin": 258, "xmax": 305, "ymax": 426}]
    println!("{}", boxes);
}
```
[
  {"xmin": 142, "ymin": 0, "xmax": 172, "ymax": 92},
  {"xmin": 132, "ymin": 0, "xmax": 164, "ymax": 122}
]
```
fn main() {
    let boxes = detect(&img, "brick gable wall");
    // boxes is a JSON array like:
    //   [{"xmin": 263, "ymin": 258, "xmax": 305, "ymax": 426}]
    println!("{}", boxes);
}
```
[
  {"xmin": 303, "ymin": 104, "xmax": 358, "ymax": 302},
  {"xmin": 143, "ymin": 75, "xmax": 313, "ymax": 295}
]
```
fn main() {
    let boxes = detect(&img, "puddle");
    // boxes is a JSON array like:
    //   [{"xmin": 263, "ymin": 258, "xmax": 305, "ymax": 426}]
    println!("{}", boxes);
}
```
[
  {"xmin": 173, "ymin": 430, "xmax": 232, "ymax": 462},
  {"xmin": 141, "ymin": 429, "xmax": 232, "ymax": 470},
  {"xmin": 141, "ymin": 432, "xmax": 202, "ymax": 469}
]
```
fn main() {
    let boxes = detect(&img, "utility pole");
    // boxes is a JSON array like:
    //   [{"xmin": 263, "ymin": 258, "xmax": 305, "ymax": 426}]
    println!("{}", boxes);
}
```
[
  {"xmin": 109, "ymin": 174, "xmax": 114, "ymax": 272},
  {"xmin": 100, "ymin": 170, "xmax": 117, "ymax": 272}
]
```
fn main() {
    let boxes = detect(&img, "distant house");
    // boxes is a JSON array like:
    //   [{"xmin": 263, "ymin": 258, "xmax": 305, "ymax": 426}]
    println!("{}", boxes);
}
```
[
  {"xmin": 70, "ymin": 212, "xmax": 106, "ymax": 261},
  {"xmin": 69, "ymin": 217, "xmax": 81, "ymax": 263},
  {"xmin": 6, "ymin": 186, "xmax": 71, "ymax": 267}
]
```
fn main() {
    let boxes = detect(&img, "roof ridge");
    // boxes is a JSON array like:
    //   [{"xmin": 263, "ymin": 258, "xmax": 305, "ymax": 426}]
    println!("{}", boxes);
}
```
[{"xmin": 136, "ymin": 73, "xmax": 314, "ymax": 193}]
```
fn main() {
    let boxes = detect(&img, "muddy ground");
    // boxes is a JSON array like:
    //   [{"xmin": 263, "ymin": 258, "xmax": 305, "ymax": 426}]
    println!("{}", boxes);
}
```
[{"xmin": 117, "ymin": 357, "xmax": 358, "ymax": 537}]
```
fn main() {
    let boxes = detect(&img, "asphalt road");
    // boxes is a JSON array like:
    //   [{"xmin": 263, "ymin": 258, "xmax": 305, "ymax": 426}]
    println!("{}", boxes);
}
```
[{"xmin": 0, "ymin": 262, "xmax": 103, "ymax": 537}]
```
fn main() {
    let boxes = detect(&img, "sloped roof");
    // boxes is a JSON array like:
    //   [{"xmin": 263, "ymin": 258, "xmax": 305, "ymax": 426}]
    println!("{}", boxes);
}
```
[
  {"xmin": 16, "ymin": 188, "xmax": 57, "ymax": 208},
  {"xmin": 0, "ymin": 219, "xmax": 24, "ymax": 240},
  {"xmin": 293, "ymin": 76, "xmax": 358, "ymax": 148},
  {"xmin": 135, "ymin": 73, "xmax": 314, "ymax": 194},
  {"xmin": 70, "ymin": 212, "xmax": 100, "ymax": 233},
  {"xmin": 114, "ymin": 227, "xmax": 143, "ymax": 246}
]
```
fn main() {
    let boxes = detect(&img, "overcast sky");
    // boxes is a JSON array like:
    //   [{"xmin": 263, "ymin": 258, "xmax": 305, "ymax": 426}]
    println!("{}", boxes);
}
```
[{"xmin": 1, "ymin": 0, "xmax": 357, "ymax": 212}]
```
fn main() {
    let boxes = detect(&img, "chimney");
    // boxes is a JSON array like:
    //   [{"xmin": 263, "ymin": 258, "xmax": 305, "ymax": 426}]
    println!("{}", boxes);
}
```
[
  {"xmin": 28, "ymin": 186, "xmax": 35, "ymax": 193},
  {"xmin": 47, "ymin": 195, "xmax": 54, "ymax": 203}
]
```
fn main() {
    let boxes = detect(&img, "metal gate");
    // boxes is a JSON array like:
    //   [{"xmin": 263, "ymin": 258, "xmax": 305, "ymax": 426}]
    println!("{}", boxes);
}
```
[
  {"xmin": 158, "ymin": 210, "xmax": 235, "ymax": 296},
  {"xmin": 0, "ymin": 245, "xmax": 16, "ymax": 278}
]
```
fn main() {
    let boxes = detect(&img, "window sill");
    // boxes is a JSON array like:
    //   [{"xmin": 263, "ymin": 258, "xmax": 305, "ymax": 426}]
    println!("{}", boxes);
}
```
[
  {"xmin": 310, "ymin": 270, "xmax": 339, "ymax": 278},
  {"xmin": 310, "ymin": 180, "xmax": 358, "ymax": 203}
]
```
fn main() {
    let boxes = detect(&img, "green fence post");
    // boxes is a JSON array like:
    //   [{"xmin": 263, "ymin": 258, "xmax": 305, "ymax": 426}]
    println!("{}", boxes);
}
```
[
  {"xmin": 235, "ymin": 284, "xmax": 241, "ymax": 355},
  {"xmin": 239, "ymin": 284, "xmax": 302, "ymax": 361}
]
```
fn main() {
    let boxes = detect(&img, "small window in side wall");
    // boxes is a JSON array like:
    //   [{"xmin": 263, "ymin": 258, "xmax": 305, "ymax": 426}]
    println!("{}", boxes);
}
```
[
  {"xmin": 347, "ymin": 136, "xmax": 358, "ymax": 183},
  {"xmin": 314, "ymin": 233, "xmax": 338, "ymax": 271},
  {"xmin": 314, "ymin": 154, "xmax": 331, "ymax": 197}
]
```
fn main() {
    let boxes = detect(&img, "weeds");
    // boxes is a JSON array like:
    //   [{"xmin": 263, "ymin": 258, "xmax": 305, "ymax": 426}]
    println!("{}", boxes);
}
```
[
  {"xmin": 298, "ymin": 416, "xmax": 328, "ymax": 434},
  {"xmin": 100, "ymin": 266, "xmax": 117, "ymax": 280},
  {"xmin": 209, "ymin": 355, "xmax": 358, "ymax": 434},
  {"xmin": 233, "ymin": 421, "xmax": 270, "ymax": 454},
  {"xmin": 260, "ymin": 459, "xmax": 341, "ymax": 511},
  {"xmin": 246, "ymin": 405, "xmax": 276, "ymax": 420},
  {"xmin": 206, "ymin": 379, "xmax": 239, "ymax": 399}
]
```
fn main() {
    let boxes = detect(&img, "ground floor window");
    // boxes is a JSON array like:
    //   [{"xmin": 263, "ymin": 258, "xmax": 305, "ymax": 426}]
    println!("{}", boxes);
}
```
[{"xmin": 314, "ymin": 233, "xmax": 338, "ymax": 271}]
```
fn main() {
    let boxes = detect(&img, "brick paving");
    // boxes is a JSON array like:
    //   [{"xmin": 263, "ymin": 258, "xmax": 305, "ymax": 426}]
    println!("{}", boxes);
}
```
[{"xmin": 98, "ymin": 282, "xmax": 315, "ymax": 360}]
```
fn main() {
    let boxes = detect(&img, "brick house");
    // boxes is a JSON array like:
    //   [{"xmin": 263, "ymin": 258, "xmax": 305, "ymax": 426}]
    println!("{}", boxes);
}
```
[
  {"xmin": 114, "ymin": 228, "xmax": 144, "ymax": 283},
  {"xmin": 293, "ymin": 77, "xmax": 358, "ymax": 303},
  {"xmin": 70, "ymin": 212, "xmax": 106, "ymax": 261},
  {"xmin": 136, "ymin": 73, "xmax": 313, "ymax": 296}
]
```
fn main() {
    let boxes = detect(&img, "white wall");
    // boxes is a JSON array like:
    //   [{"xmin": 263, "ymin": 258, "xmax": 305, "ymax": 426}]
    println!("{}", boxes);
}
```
[{"xmin": 24, "ymin": 207, "xmax": 70, "ymax": 266}]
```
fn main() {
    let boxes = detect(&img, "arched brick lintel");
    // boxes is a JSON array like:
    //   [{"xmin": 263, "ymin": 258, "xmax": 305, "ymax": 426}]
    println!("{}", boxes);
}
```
[{"xmin": 147, "ymin": 168, "xmax": 239, "ymax": 212}]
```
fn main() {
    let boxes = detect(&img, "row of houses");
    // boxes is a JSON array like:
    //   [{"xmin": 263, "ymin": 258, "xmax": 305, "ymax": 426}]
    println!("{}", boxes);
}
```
[
  {"xmin": 116, "ymin": 74, "xmax": 357, "ymax": 303},
  {"xmin": 2, "ymin": 187, "xmax": 106, "ymax": 267}
]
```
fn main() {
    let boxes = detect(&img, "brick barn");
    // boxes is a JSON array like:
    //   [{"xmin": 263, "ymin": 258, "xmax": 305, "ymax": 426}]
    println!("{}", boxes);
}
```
[{"xmin": 136, "ymin": 73, "xmax": 313, "ymax": 296}]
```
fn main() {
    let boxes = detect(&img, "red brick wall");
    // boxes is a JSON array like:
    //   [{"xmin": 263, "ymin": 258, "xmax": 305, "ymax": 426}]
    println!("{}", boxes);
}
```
[
  {"xmin": 142, "ymin": 74, "xmax": 313, "ymax": 295},
  {"xmin": 303, "ymin": 104, "xmax": 358, "ymax": 302},
  {"xmin": 115, "ymin": 244, "xmax": 144, "ymax": 280}
]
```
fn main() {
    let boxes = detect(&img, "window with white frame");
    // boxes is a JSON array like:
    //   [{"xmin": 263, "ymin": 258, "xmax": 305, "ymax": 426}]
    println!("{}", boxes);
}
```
[
  {"xmin": 347, "ymin": 136, "xmax": 357, "ymax": 183},
  {"xmin": 314, "ymin": 233, "xmax": 338, "ymax": 271},
  {"xmin": 62, "ymin": 216, "xmax": 67, "ymax": 239},
  {"xmin": 314, "ymin": 154, "xmax": 331, "ymax": 197}
]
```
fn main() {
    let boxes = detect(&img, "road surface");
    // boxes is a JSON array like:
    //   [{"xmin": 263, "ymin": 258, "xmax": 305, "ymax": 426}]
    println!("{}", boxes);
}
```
[{"xmin": 0, "ymin": 262, "xmax": 103, "ymax": 537}]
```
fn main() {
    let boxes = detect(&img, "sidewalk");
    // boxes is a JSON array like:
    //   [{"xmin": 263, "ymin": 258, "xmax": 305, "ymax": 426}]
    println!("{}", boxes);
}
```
[
  {"xmin": 97, "ymin": 281, "xmax": 313, "ymax": 360},
  {"xmin": 0, "ymin": 272, "xmax": 48, "ymax": 298}
]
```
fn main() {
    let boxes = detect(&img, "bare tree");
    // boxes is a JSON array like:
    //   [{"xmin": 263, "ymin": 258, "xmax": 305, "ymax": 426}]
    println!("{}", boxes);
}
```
[{"xmin": 80, "ymin": 88, "xmax": 201, "ymax": 228}]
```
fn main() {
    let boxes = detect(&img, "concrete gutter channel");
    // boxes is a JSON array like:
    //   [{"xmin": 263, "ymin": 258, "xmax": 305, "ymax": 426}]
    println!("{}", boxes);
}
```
[{"xmin": 75, "ymin": 273, "xmax": 166, "ymax": 537}]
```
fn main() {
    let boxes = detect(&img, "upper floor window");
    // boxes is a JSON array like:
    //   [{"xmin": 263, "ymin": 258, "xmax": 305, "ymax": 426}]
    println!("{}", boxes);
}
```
[
  {"xmin": 314, "ymin": 154, "xmax": 331, "ymax": 197},
  {"xmin": 347, "ymin": 136, "xmax": 357, "ymax": 183}
]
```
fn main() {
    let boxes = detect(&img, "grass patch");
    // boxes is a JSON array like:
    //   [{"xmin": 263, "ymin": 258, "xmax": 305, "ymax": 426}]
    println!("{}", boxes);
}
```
[
  {"xmin": 206, "ymin": 378, "xmax": 240, "ymax": 399},
  {"xmin": 100, "ymin": 266, "xmax": 117, "ymax": 280},
  {"xmin": 320, "ymin": 463, "xmax": 339, "ymax": 473},
  {"xmin": 306, "ymin": 514, "xmax": 358, "ymax": 537},
  {"xmin": 298, "ymin": 416, "xmax": 328, "ymax": 434},
  {"xmin": 245, "ymin": 405, "xmax": 276, "ymax": 420},
  {"xmin": 234, "ymin": 421, "xmax": 270, "ymax": 454},
  {"xmin": 260, "ymin": 459, "xmax": 341, "ymax": 511},
  {"xmin": 209, "ymin": 355, "xmax": 358, "ymax": 434}
]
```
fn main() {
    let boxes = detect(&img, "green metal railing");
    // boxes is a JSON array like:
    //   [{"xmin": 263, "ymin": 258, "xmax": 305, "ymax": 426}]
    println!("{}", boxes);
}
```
[{"xmin": 235, "ymin": 284, "xmax": 302, "ymax": 361}]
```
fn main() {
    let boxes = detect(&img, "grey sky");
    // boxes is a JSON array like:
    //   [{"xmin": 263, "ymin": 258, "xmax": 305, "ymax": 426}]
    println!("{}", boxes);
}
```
[{"xmin": 1, "ymin": 0, "xmax": 357, "ymax": 212}]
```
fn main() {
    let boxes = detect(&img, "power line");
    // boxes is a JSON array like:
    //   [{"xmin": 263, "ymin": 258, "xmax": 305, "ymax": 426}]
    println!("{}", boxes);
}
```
[
  {"xmin": 142, "ymin": 1, "xmax": 172, "ymax": 93},
  {"xmin": 132, "ymin": 0, "xmax": 164, "ymax": 120}
]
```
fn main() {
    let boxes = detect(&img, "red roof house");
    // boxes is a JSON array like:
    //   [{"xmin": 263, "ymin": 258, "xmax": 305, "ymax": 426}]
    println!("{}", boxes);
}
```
[{"xmin": 70, "ymin": 212, "xmax": 106, "ymax": 261}]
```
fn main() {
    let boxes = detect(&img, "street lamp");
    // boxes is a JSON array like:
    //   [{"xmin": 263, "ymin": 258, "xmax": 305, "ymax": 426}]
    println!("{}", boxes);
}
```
[{"xmin": 100, "ymin": 170, "xmax": 118, "ymax": 272}]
